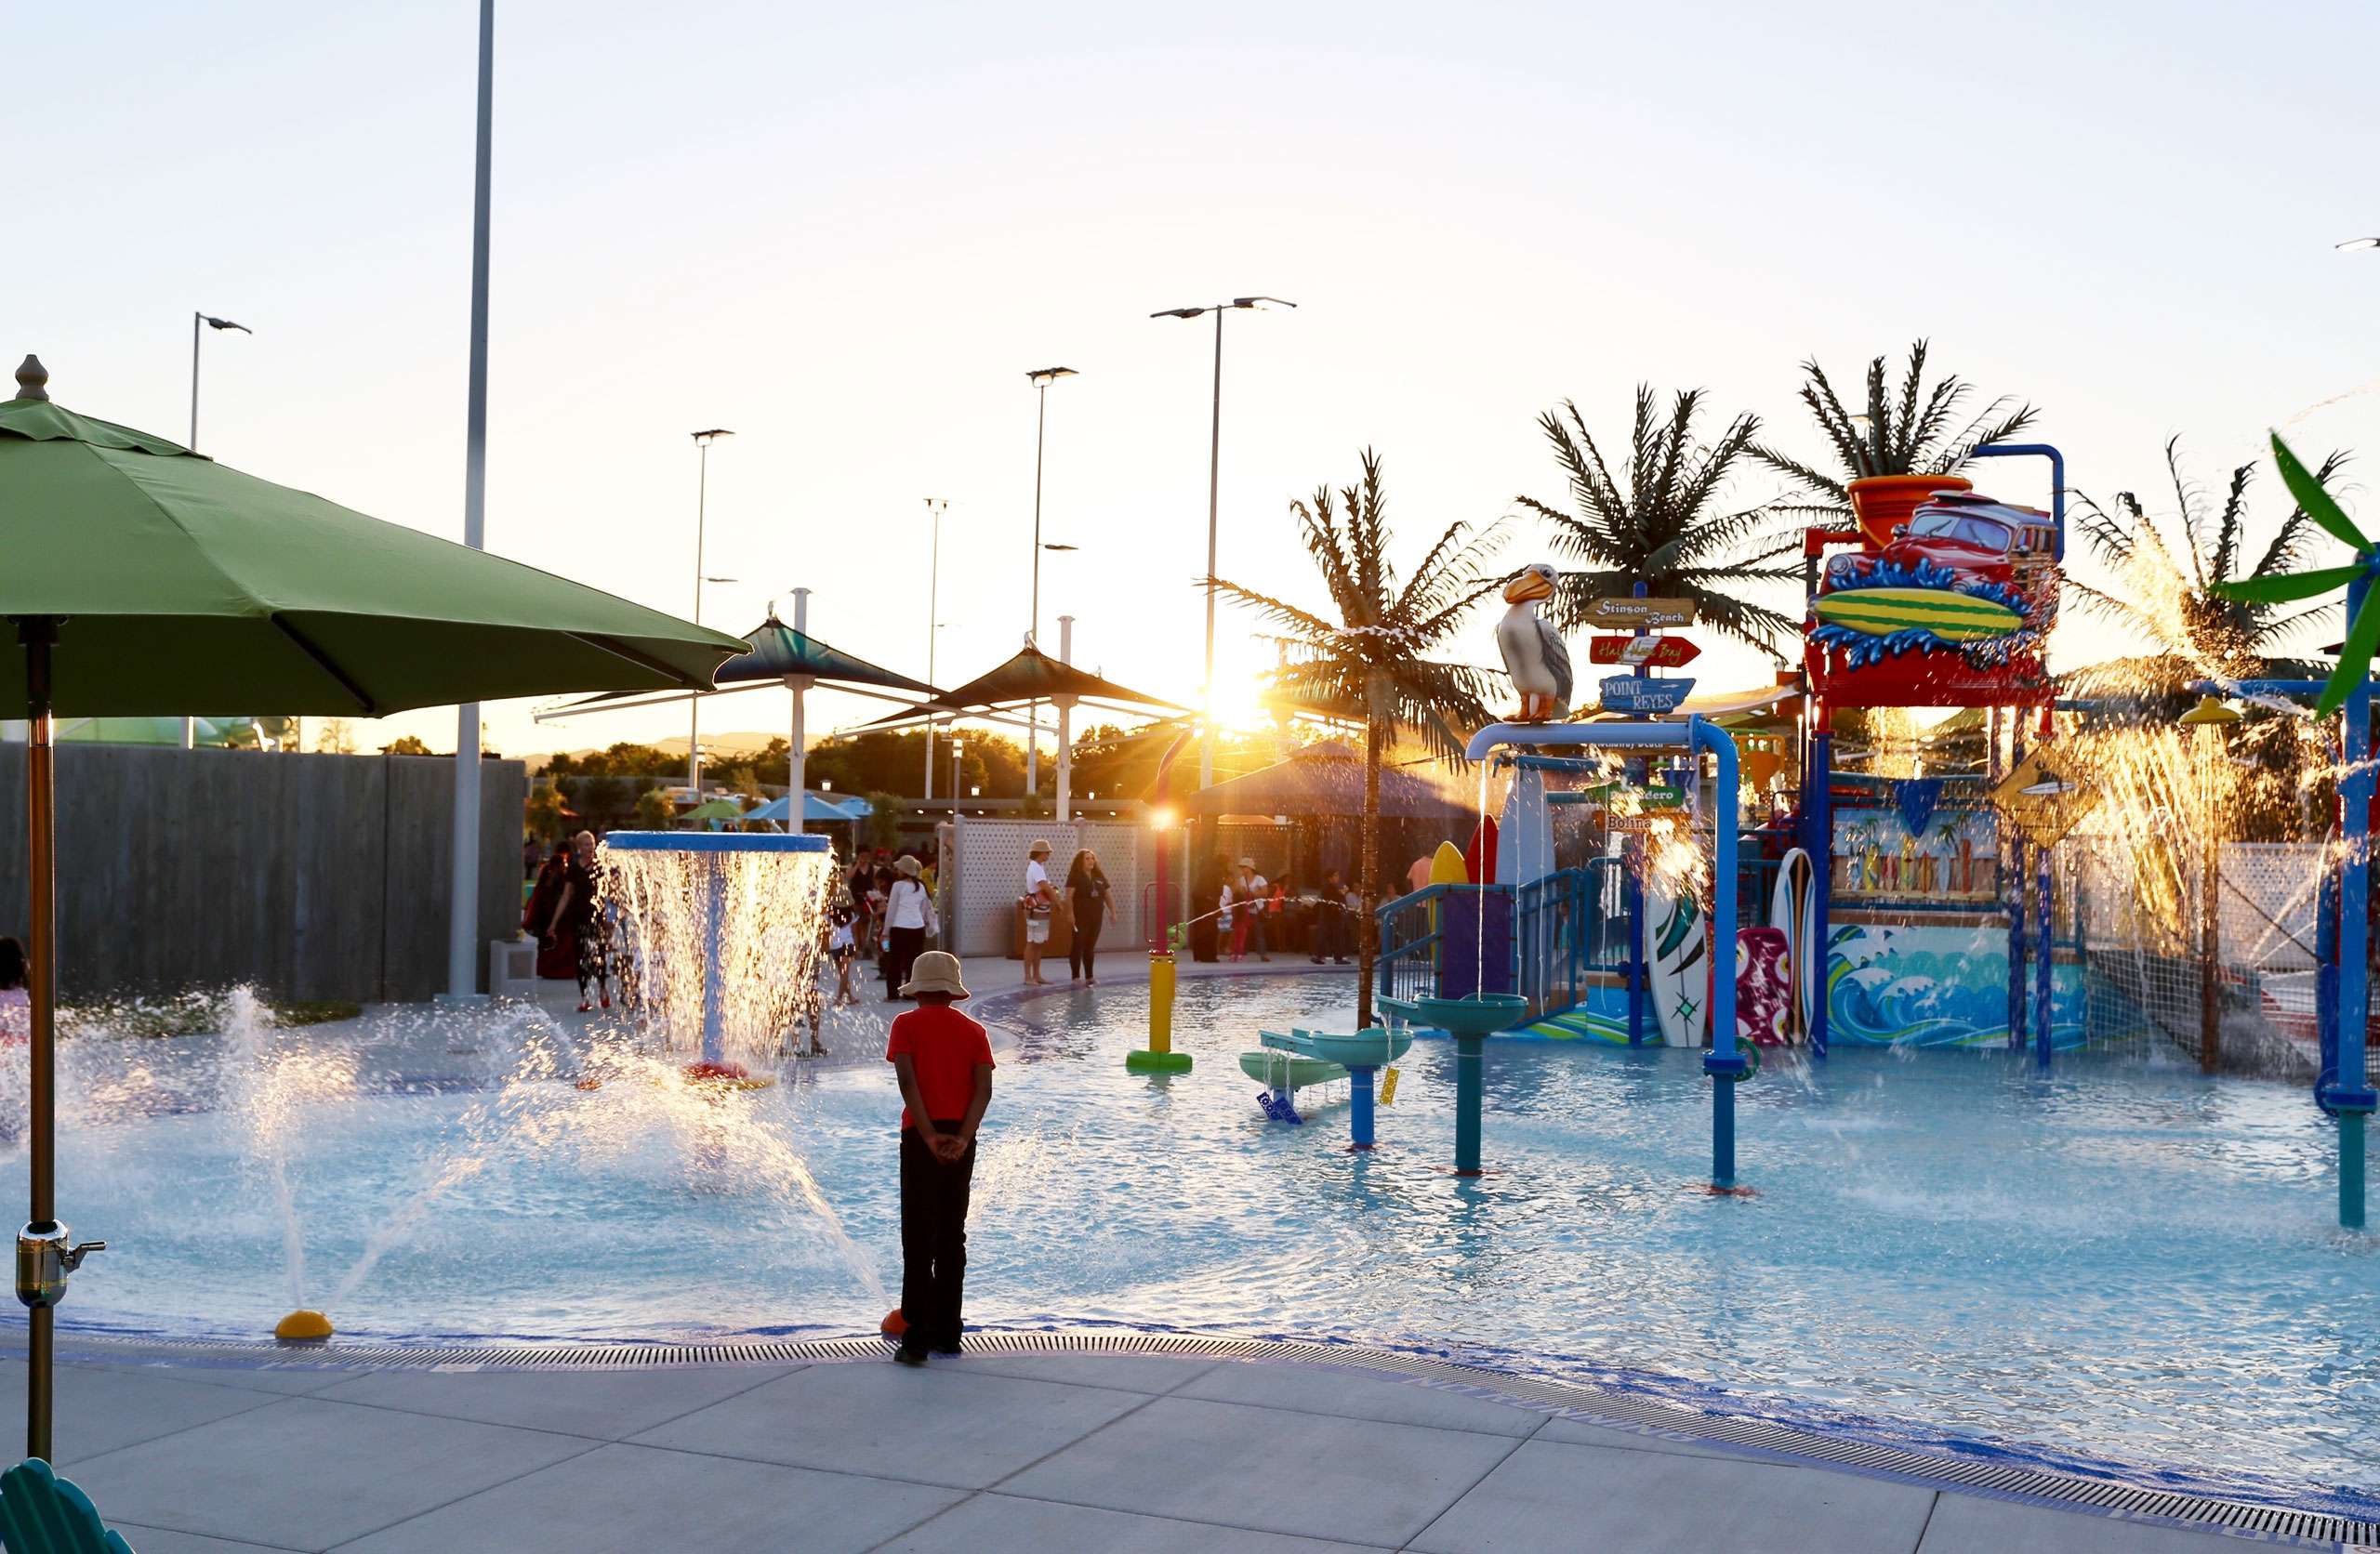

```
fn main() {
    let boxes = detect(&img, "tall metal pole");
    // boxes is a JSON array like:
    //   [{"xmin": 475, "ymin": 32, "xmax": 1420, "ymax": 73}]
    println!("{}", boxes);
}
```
[
  {"xmin": 691, "ymin": 436, "xmax": 711, "ymax": 798},
  {"xmin": 1028, "ymin": 381, "xmax": 1047, "ymax": 799},
  {"xmin": 786, "ymin": 588, "xmax": 811, "ymax": 834},
  {"xmin": 1200, "ymin": 307, "xmax": 1223, "ymax": 788},
  {"xmin": 188, "ymin": 311, "xmax": 202, "ymax": 451},
  {"xmin": 924, "ymin": 498, "xmax": 944, "ymax": 801},
  {"xmin": 444, "ymin": 0, "xmax": 495, "ymax": 1003}
]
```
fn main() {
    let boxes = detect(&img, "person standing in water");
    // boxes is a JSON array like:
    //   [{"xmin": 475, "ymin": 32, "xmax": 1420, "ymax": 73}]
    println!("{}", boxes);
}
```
[
  {"xmin": 884, "ymin": 952, "xmax": 994, "ymax": 1365},
  {"xmin": 1021, "ymin": 838, "xmax": 1057, "ymax": 985},
  {"xmin": 1064, "ymin": 848, "xmax": 1115, "ymax": 985}
]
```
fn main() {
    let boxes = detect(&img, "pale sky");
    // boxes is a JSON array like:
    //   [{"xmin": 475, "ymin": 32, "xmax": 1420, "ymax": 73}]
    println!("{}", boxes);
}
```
[{"xmin": 14, "ymin": 1, "xmax": 2380, "ymax": 762}]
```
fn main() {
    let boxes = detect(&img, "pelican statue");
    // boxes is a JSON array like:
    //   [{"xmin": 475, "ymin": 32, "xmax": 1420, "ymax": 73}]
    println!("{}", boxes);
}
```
[{"xmin": 1496, "ymin": 563, "xmax": 1571, "ymax": 722}]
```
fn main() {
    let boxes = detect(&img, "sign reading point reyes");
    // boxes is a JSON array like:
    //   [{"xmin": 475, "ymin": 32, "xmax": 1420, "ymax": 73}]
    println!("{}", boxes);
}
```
[{"xmin": 1597, "ymin": 675, "xmax": 1694, "ymax": 715}]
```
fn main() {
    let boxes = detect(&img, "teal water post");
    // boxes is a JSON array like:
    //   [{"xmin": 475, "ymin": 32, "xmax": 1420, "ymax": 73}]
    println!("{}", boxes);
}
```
[{"xmin": 1453, "ymin": 1040, "xmax": 1484, "ymax": 1173}]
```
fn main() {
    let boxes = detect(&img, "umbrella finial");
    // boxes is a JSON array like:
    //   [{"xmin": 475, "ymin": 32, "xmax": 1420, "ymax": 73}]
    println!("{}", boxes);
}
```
[{"xmin": 13, "ymin": 355, "xmax": 49, "ymax": 402}]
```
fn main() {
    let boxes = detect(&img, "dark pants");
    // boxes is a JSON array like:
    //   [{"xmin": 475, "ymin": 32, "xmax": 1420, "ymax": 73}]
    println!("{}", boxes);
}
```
[
  {"xmin": 899, "ymin": 1122, "xmax": 975, "ymax": 1350},
  {"xmin": 1068, "ymin": 907, "xmax": 1104, "ymax": 979},
  {"xmin": 886, "ymin": 926, "xmax": 926, "ymax": 995},
  {"xmin": 1313, "ymin": 905, "xmax": 1351, "ymax": 961}
]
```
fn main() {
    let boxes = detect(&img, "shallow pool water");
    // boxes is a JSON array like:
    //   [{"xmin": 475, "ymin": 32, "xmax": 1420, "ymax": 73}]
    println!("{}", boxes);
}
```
[{"xmin": 12, "ymin": 975, "xmax": 2378, "ymax": 1508}]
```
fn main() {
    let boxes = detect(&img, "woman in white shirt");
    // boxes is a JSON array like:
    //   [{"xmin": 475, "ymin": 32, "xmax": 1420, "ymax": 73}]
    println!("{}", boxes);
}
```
[
  {"xmin": 883, "ymin": 856, "xmax": 934, "ymax": 1000},
  {"xmin": 1021, "ymin": 838, "xmax": 1057, "ymax": 986}
]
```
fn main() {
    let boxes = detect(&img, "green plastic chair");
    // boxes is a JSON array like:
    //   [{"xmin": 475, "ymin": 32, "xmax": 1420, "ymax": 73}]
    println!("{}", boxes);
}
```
[{"xmin": 0, "ymin": 1459, "xmax": 135, "ymax": 1553}]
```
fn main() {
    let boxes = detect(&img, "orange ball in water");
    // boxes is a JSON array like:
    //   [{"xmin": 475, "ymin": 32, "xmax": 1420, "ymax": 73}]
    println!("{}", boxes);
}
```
[{"xmin": 880, "ymin": 1309, "xmax": 907, "ymax": 1338}]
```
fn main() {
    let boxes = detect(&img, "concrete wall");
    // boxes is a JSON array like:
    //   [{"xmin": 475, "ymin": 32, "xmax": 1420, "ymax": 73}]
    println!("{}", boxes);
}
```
[{"xmin": 0, "ymin": 745, "xmax": 527, "ymax": 1004}]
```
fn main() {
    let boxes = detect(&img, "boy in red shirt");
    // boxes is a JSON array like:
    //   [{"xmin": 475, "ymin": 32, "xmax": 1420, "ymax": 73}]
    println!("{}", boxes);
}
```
[{"xmin": 884, "ymin": 951, "xmax": 995, "ymax": 1365}]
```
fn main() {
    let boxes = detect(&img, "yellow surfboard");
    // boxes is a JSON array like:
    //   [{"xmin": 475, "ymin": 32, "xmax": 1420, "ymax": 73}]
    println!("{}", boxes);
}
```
[
  {"xmin": 1814, "ymin": 586, "xmax": 2021, "ymax": 642},
  {"xmin": 1429, "ymin": 841, "xmax": 1468, "ymax": 888}
]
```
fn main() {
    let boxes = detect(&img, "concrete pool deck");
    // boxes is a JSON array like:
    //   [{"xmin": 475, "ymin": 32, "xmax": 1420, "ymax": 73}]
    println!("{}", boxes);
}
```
[{"xmin": 0, "ymin": 1337, "xmax": 2309, "ymax": 1554}]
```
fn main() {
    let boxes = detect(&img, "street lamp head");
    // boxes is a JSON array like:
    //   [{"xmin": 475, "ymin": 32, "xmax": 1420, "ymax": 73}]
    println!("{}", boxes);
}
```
[
  {"xmin": 704, "ymin": 574, "xmax": 739, "ymax": 584},
  {"xmin": 200, "ymin": 315, "xmax": 252, "ymax": 334},
  {"xmin": 2336, "ymin": 237, "xmax": 2380, "ymax": 252},
  {"xmin": 1042, "ymin": 542, "xmax": 1079, "ymax": 552},
  {"xmin": 1230, "ymin": 296, "xmax": 1296, "ymax": 310},
  {"xmin": 1025, "ymin": 367, "xmax": 1078, "ymax": 387},
  {"xmin": 1150, "ymin": 307, "xmax": 1208, "ymax": 320},
  {"xmin": 691, "ymin": 428, "xmax": 734, "ymax": 443}
]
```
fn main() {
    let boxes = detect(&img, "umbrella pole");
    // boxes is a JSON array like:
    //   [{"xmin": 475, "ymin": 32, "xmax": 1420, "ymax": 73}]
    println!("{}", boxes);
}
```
[{"xmin": 20, "ymin": 619, "xmax": 57, "ymax": 1460}]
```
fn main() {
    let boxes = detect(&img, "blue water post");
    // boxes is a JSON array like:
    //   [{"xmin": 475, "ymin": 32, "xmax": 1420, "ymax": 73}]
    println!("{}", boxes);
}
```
[
  {"xmin": 1805, "ymin": 721, "xmax": 1831, "ymax": 1058},
  {"xmin": 2034, "ymin": 840, "xmax": 2054, "ymax": 1069},
  {"xmin": 702, "ymin": 860, "xmax": 728, "ymax": 1069},
  {"xmin": 1696, "ymin": 718, "xmax": 1745, "ymax": 1191},
  {"xmin": 1453, "ymin": 1037, "xmax": 1484, "ymax": 1175},
  {"xmin": 2339, "ymin": 583, "xmax": 2374, "ymax": 1231},
  {"xmin": 1349, "ymin": 1065, "xmax": 1377, "ymax": 1150},
  {"xmin": 2318, "ymin": 851, "xmax": 2340, "ymax": 1104}
]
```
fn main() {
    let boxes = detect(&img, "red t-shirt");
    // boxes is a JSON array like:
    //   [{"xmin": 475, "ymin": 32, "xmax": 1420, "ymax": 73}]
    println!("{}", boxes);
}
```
[{"xmin": 885, "ymin": 1005, "xmax": 994, "ymax": 1129}]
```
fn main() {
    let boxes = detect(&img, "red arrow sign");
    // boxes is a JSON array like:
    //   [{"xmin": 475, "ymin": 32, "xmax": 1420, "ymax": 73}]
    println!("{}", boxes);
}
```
[{"xmin": 1588, "ymin": 635, "xmax": 1701, "ymax": 668}]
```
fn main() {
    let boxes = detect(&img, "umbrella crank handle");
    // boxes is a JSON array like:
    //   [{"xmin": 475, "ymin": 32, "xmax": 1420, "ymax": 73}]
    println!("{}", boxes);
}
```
[{"xmin": 15, "ymin": 1224, "xmax": 104, "ymax": 1310}]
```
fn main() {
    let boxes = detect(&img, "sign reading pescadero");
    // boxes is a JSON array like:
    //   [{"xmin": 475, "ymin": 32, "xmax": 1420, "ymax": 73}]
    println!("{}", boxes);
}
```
[{"xmin": 1581, "ymin": 596, "xmax": 1695, "ymax": 629}]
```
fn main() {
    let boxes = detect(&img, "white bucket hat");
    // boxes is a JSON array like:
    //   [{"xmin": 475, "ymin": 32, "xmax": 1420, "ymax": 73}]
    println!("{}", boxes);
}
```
[
  {"xmin": 899, "ymin": 950, "xmax": 971, "ymax": 999},
  {"xmin": 1028, "ymin": 838, "xmax": 1052, "ymax": 858},
  {"xmin": 895, "ymin": 855, "xmax": 922, "ymax": 877}
]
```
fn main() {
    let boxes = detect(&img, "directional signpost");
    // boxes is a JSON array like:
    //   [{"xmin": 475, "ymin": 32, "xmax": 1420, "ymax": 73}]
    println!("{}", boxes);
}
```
[
  {"xmin": 1590, "ymin": 634, "xmax": 1701, "ymax": 668},
  {"xmin": 1581, "ymin": 597, "xmax": 1695, "ymax": 629},
  {"xmin": 1598, "ymin": 675, "xmax": 1695, "ymax": 716}
]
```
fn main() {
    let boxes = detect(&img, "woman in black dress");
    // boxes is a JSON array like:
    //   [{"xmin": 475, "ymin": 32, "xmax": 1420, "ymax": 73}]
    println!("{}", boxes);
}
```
[{"xmin": 1064, "ymin": 849, "xmax": 1116, "ymax": 984}]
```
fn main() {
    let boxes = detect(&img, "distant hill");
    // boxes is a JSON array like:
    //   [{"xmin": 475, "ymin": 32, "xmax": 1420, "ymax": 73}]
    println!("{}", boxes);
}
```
[{"xmin": 522, "ymin": 731, "xmax": 786, "ymax": 775}]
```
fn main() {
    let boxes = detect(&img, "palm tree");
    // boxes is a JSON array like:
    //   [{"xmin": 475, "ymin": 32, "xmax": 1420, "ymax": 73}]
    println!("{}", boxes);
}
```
[
  {"xmin": 1753, "ymin": 339, "xmax": 2038, "ymax": 523},
  {"xmin": 2069, "ymin": 436, "xmax": 2349, "ymax": 680},
  {"xmin": 1516, "ymin": 385, "xmax": 1800, "ymax": 655},
  {"xmin": 1206, "ymin": 450, "xmax": 1504, "ymax": 1024}
]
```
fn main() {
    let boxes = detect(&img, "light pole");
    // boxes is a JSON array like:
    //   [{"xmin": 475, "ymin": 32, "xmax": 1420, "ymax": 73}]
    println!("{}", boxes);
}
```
[
  {"xmin": 689, "ymin": 428, "xmax": 734, "ymax": 797},
  {"xmin": 1025, "ymin": 367, "xmax": 1077, "ymax": 800},
  {"xmin": 187, "ymin": 313, "xmax": 250, "ymax": 453},
  {"xmin": 1150, "ymin": 296, "xmax": 1294, "ymax": 787},
  {"xmin": 185, "ymin": 311, "xmax": 252, "ymax": 750},
  {"xmin": 443, "ymin": 0, "xmax": 496, "ymax": 1007},
  {"xmin": 923, "ymin": 497, "xmax": 947, "ymax": 799},
  {"xmin": 950, "ymin": 737, "xmax": 965, "ymax": 815}
]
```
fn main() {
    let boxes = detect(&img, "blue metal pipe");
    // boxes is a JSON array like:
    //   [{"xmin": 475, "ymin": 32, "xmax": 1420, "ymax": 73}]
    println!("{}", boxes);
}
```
[
  {"xmin": 1805, "ymin": 728, "xmax": 1831, "ymax": 1058},
  {"xmin": 2318, "ymin": 856, "xmax": 2339, "ymax": 1108},
  {"xmin": 1349, "ymin": 1065, "xmax": 1377, "ymax": 1149},
  {"xmin": 1966, "ymin": 441, "xmax": 2067, "ymax": 561},
  {"xmin": 1462, "ymin": 717, "xmax": 1745, "ymax": 1191},
  {"xmin": 2035, "ymin": 845, "xmax": 2054, "ymax": 1069}
]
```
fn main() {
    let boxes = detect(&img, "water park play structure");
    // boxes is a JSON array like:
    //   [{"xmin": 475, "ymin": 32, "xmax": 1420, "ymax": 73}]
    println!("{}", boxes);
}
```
[{"xmin": 1344, "ymin": 439, "xmax": 2372, "ymax": 1231}]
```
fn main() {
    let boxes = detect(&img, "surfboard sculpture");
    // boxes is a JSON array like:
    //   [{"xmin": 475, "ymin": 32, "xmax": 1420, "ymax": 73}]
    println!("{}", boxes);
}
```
[
  {"xmin": 1773, "ymin": 846, "xmax": 1817, "ymax": 1044},
  {"xmin": 1648, "ymin": 888, "xmax": 1709, "ymax": 1049}
]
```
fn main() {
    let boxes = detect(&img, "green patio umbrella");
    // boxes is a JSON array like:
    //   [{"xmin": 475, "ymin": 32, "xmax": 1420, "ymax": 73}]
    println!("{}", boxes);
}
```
[{"xmin": 0, "ymin": 356, "xmax": 747, "ymax": 1457}]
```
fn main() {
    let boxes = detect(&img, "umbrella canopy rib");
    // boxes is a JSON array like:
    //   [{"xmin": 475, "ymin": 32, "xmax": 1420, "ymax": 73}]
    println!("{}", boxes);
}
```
[{"xmin": 270, "ymin": 613, "xmax": 377, "ymax": 715}]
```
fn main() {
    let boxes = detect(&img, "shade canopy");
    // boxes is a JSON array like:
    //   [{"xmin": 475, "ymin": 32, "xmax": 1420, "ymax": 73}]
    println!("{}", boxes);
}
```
[
  {"xmin": 858, "ymin": 643, "xmax": 1183, "ymax": 729},
  {"xmin": 0, "ymin": 362, "xmax": 747, "ymax": 718},
  {"xmin": 683, "ymin": 798, "xmax": 746, "ymax": 822},
  {"xmin": 716, "ymin": 616, "xmax": 939, "ymax": 693},
  {"xmin": 1181, "ymin": 739, "xmax": 1471, "ymax": 820},
  {"xmin": 747, "ymin": 791, "xmax": 872, "ymax": 824}
]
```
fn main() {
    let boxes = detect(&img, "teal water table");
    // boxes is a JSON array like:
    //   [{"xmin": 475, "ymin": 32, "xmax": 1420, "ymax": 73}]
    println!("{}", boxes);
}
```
[
  {"xmin": 1380, "ymin": 994, "xmax": 1528, "ymax": 1174},
  {"xmin": 1252, "ymin": 1026, "xmax": 1414, "ymax": 1146}
]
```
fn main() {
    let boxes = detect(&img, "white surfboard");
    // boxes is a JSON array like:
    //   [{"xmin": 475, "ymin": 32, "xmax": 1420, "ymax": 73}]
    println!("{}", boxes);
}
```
[
  {"xmin": 1647, "ymin": 887, "xmax": 1709, "ymax": 1049},
  {"xmin": 1773, "ymin": 847, "xmax": 1817, "ymax": 1044}
]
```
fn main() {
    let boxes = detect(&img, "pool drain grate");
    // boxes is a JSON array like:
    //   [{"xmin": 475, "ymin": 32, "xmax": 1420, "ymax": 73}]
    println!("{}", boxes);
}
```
[{"xmin": 21, "ymin": 1327, "xmax": 2374, "ymax": 1548}]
